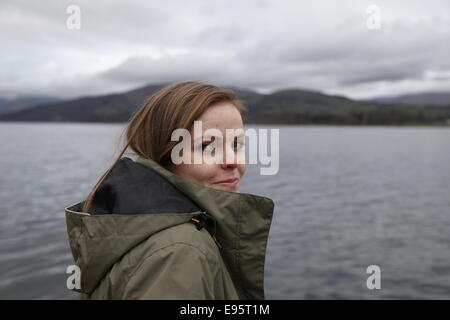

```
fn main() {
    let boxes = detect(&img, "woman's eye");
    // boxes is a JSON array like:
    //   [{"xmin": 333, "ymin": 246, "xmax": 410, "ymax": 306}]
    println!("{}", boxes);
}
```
[
  {"xmin": 234, "ymin": 141, "xmax": 245, "ymax": 149},
  {"xmin": 200, "ymin": 140, "xmax": 244, "ymax": 152},
  {"xmin": 201, "ymin": 143, "xmax": 214, "ymax": 152}
]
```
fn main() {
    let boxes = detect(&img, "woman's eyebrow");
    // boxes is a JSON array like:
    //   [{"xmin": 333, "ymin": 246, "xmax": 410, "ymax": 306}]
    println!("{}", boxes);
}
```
[
  {"xmin": 193, "ymin": 130, "xmax": 244, "ymax": 142},
  {"xmin": 194, "ymin": 135, "xmax": 222, "ymax": 142}
]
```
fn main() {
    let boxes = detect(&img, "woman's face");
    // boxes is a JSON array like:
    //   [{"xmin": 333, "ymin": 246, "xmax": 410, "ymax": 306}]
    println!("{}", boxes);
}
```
[{"xmin": 168, "ymin": 101, "xmax": 246, "ymax": 192}]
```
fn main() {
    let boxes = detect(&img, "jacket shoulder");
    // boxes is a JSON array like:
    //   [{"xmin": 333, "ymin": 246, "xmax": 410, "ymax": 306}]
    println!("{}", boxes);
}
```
[
  {"xmin": 101, "ymin": 222, "xmax": 222, "ymax": 297},
  {"xmin": 87, "ymin": 221, "xmax": 239, "ymax": 299},
  {"xmin": 122, "ymin": 222, "xmax": 223, "ymax": 299},
  {"xmin": 146, "ymin": 222, "xmax": 219, "ymax": 255}
]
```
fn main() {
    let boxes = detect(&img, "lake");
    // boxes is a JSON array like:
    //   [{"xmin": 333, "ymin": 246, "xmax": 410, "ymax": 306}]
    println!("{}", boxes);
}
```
[{"xmin": 0, "ymin": 122, "xmax": 449, "ymax": 299}]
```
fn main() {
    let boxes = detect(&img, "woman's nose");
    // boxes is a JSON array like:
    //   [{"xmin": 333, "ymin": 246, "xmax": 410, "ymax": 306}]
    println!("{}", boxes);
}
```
[{"xmin": 220, "ymin": 143, "xmax": 239, "ymax": 168}]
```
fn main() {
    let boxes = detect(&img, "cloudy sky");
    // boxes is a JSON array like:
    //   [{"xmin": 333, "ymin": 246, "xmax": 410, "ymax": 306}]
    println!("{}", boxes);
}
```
[{"xmin": 1, "ymin": 0, "xmax": 449, "ymax": 100}]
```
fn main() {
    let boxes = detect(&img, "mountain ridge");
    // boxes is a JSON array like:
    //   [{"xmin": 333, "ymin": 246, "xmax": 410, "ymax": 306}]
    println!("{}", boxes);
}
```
[{"xmin": 1, "ymin": 84, "xmax": 449, "ymax": 125}]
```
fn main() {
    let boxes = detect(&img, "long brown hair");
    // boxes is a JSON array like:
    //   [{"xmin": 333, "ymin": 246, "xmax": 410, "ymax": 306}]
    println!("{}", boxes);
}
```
[{"xmin": 82, "ymin": 81, "xmax": 248, "ymax": 213}]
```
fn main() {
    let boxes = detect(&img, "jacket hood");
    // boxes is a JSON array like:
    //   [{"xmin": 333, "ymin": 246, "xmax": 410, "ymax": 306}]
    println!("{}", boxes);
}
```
[{"xmin": 65, "ymin": 156, "xmax": 275, "ymax": 299}]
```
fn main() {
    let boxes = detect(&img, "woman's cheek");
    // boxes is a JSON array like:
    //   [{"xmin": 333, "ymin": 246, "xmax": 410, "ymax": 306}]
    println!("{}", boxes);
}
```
[
  {"xmin": 195, "ymin": 164, "xmax": 218, "ymax": 186},
  {"xmin": 238, "ymin": 163, "xmax": 246, "ymax": 178}
]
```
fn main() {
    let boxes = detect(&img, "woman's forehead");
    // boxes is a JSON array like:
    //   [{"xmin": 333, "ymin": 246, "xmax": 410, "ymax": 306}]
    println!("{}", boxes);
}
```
[{"xmin": 196, "ymin": 102, "xmax": 243, "ymax": 129}]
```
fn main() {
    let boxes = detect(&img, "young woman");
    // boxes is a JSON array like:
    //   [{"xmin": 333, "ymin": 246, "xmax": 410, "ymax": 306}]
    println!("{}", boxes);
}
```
[{"xmin": 65, "ymin": 81, "xmax": 275, "ymax": 299}]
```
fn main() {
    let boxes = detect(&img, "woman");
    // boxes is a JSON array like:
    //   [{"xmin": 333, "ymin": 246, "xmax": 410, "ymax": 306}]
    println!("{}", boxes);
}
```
[{"xmin": 65, "ymin": 81, "xmax": 275, "ymax": 299}]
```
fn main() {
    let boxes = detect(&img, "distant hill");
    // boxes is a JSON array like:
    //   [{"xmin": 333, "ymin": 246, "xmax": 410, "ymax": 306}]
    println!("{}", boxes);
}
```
[
  {"xmin": 0, "ymin": 84, "xmax": 168, "ymax": 122},
  {"xmin": 373, "ymin": 92, "xmax": 450, "ymax": 107},
  {"xmin": 0, "ymin": 95, "xmax": 61, "ymax": 115},
  {"xmin": 1, "ymin": 84, "xmax": 450, "ymax": 125}
]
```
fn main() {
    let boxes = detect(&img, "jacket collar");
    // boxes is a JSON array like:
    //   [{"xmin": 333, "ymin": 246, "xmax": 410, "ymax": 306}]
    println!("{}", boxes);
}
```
[{"xmin": 134, "ymin": 156, "xmax": 275, "ymax": 299}]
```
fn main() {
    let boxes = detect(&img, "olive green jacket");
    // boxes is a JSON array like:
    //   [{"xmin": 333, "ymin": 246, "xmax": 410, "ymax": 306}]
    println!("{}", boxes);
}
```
[{"xmin": 65, "ymin": 156, "xmax": 274, "ymax": 300}]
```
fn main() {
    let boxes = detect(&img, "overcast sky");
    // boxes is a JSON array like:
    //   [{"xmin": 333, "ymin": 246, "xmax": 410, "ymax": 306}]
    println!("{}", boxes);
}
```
[{"xmin": 1, "ymin": 0, "xmax": 449, "ymax": 100}]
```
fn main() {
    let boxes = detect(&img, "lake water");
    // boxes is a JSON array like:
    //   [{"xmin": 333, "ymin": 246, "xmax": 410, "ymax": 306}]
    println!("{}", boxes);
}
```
[{"xmin": 0, "ymin": 122, "xmax": 449, "ymax": 299}]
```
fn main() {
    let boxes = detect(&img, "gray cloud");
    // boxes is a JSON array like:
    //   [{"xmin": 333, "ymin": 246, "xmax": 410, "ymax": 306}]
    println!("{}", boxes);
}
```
[{"xmin": 1, "ymin": 0, "xmax": 449, "ymax": 100}]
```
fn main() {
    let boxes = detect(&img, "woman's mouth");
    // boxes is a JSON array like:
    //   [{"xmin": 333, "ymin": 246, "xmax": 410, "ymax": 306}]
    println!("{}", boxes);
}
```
[{"xmin": 213, "ymin": 178, "xmax": 240, "ymax": 190}]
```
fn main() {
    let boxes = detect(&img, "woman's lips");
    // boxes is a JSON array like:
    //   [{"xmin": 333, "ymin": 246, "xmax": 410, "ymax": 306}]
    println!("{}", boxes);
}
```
[{"xmin": 213, "ymin": 178, "xmax": 239, "ymax": 188}]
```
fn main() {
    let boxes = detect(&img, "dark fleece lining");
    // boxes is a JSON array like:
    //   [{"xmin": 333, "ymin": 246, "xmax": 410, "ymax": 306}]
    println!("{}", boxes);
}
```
[{"xmin": 89, "ymin": 157, "xmax": 201, "ymax": 215}]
